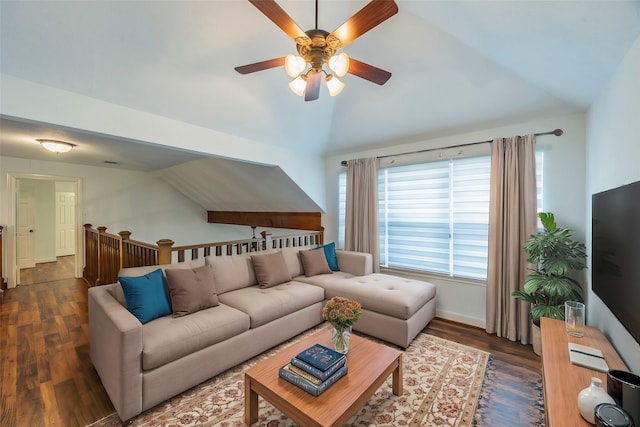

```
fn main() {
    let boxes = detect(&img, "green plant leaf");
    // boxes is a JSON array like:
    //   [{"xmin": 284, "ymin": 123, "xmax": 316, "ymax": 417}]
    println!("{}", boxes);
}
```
[
  {"xmin": 514, "ymin": 211, "xmax": 587, "ymax": 323},
  {"xmin": 539, "ymin": 212, "xmax": 557, "ymax": 232},
  {"xmin": 512, "ymin": 291, "xmax": 537, "ymax": 304}
]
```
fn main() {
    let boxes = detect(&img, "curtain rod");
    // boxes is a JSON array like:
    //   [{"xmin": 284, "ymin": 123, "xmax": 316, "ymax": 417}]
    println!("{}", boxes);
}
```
[{"xmin": 340, "ymin": 128, "xmax": 564, "ymax": 167}]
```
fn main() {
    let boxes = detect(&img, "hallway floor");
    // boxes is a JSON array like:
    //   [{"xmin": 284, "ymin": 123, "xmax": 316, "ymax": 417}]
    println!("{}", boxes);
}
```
[{"xmin": 19, "ymin": 255, "xmax": 75, "ymax": 285}]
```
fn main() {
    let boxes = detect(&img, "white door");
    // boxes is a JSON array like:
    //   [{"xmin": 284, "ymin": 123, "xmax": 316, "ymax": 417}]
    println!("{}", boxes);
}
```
[
  {"xmin": 56, "ymin": 191, "xmax": 76, "ymax": 256},
  {"xmin": 17, "ymin": 181, "xmax": 36, "ymax": 269}
]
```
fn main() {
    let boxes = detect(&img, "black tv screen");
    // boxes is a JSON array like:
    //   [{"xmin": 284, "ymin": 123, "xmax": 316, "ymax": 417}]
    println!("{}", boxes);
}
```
[{"xmin": 592, "ymin": 180, "xmax": 640, "ymax": 344}]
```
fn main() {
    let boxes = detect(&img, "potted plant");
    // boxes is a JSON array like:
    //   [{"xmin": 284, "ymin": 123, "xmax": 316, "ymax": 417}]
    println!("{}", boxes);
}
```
[{"xmin": 512, "ymin": 212, "xmax": 587, "ymax": 355}]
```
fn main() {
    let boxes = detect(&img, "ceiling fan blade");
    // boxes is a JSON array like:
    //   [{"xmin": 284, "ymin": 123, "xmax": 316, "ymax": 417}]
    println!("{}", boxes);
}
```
[
  {"xmin": 248, "ymin": 0, "xmax": 308, "ymax": 41},
  {"xmin": 329, "ymin": 0, "xmax": 398, "ymax": 47},
  {"xmin": 348, "ymin": 58, "xmax": 392, "ymax": 85},
  {"xmin": 234, "ymin": 57, "xmax": 286, "ymax": 74},
  {"xmin": 304, "ymin": 72, "xmax": 322, "ymax": 101}
]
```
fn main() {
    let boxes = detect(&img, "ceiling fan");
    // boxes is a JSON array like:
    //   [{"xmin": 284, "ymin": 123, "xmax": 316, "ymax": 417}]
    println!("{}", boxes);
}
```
[{"xmin": 235, "ymin": 0, "xmax": 398, "ymax": 101}]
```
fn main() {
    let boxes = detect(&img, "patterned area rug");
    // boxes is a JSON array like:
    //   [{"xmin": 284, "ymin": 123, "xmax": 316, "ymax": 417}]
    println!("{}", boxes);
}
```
[{"xmin": 87, "ymin": 326, "xmax": 542, "ymax": 426}]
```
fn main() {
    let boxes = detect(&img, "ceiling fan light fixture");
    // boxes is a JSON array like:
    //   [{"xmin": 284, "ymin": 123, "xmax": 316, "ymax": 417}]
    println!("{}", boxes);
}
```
[
  {"xmin": 288, "ymin": 74, "xmax": 307, "ymax": 96},
  {"xmin": 236, "ymin": 0, "xmax": 397, "ymax": 101},
  {"xmin": 284, "ymin": 54, "xmax": 306, "ymax": 78},
  {"xmin": 326, "ymin": 74, "xmax": 345, "ymax": 97},
  {"xmin": 37, "ymin": 139, "xmax": 76, "ymax": 154},
  {"xmin": 328, "ymin": 53, "xmax": 350, "ymax": 77}
]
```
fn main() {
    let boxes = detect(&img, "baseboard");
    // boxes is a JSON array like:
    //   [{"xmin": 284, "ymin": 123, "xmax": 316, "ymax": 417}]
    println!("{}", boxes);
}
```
[
  {"xmin": 435, "ymin": 309, "xmax": 486, "ymax": 329},
  {"xmin": 35, "ymin": 257, "xmax": 58, "ymax": 264}
]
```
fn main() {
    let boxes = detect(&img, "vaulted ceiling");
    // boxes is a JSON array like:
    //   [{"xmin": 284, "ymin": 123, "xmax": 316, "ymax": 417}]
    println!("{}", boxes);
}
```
[{"xmin": 2, "ymin": 0, "xmax": 639, "ymax": 162}]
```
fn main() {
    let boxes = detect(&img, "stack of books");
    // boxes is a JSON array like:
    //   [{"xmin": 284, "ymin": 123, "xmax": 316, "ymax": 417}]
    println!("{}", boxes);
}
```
[{"xmin": 279, "ymin": 343, "xmax": 348, "ymax": 396}]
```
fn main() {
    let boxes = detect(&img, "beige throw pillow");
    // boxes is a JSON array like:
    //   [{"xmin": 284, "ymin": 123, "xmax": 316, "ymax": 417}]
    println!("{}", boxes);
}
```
[
  {"xmin": 165, "ymin": 264, "xmax": 219, "ymax": 317},
  {"xmin": 251, "ymin": 251, "xmax": 292, "ymax": 288},
  {"xmin": 300, "ymin": 249, "xmax": 332, "ymax": 277}
]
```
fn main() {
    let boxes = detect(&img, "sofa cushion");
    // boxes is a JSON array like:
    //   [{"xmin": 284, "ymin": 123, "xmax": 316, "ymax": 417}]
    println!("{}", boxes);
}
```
[
  {"xmin": 251, "ymin": 251, "xmax": 292, "ymax": 288},
  {"xmin": 165, "ymin": 265, "xmax": 219, "ymax": 317},
  {"xmin": 297, "ymin": 273, "xmax": 436, "ymax": 320},
  {"xmin": 280, "ymin": 245, "xmax": 317, "ymax": 277},
  {"xmin": 313, "ymin": 242, "xmax": 340, "ymax": 271},
  {"xmin": 118, "ymin": 269, "xmax": 172, "ymax": 324},
  {"xmin": 141, "ymin": 304, "xmax": 250, "ymax": 370},
  {"xmin": 116, "ymin": 259, "xmax": 208, "ymax": 307},
  {"xmin": 119, "ymin": 258, "xmax": 206, "ymax": 278},
  {"xmin": 218, "ymin": 281, "xmax": 325, "ymax": 328},
  {"xmin": 206, "ymin": 252, "xmax": 259, "ymax": 294},
  {"xmin": 299, "ymin": 249, "xmax": 332, "ymax": 277}
]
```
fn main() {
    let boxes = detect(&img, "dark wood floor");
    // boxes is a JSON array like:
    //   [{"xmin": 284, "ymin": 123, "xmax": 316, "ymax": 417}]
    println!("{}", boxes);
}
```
[
  {"xmin": 0, "ymin": 265, "xmax": 542, "ymax": 427},
  {"xmin": 20, "ymin": 256, "xmax": 76, "ymax": 286}
]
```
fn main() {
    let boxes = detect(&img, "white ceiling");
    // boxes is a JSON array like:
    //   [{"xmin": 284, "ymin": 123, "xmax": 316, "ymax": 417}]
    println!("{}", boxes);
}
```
[
  {"xmin": 0, "ymin": 115, "xmax": 207, "ymax": 171},
  {"xmin": 1, "ymin": 0, "xmax": 640, "ymax": 166}
]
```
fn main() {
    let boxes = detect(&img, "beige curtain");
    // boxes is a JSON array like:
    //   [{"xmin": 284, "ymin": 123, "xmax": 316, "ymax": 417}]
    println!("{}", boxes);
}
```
[
  {"xmin": 345, "ymin": 157, "xmax": 380, "ymax": 272},
  {"xmin": 486, "ymin": 134, "xmax": 537, "ymax": 344}
]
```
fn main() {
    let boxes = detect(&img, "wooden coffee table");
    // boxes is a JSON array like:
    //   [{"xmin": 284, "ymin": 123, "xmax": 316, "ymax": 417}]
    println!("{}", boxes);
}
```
[{"xmin": 244, "ymin": 328, "xmax": 403, "ymax": 426}]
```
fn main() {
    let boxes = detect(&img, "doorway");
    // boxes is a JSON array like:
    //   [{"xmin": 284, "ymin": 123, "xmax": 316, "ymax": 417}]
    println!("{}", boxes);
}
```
[{"xmin": 10, "ymin": 174, "xmax": 82, "ymax": 287}]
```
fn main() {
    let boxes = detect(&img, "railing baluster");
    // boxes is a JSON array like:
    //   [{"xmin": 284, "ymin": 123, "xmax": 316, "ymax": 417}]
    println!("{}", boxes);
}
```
[{"xmin": 83, "ymin": 226, "xmax": 322, "ymax": 286}]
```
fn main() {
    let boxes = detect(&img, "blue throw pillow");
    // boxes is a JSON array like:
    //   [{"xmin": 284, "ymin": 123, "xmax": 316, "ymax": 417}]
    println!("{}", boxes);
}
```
[
  {"xmin": 119, "ymin": 268, "xmax": 172, "ymax": 324},
  {"xmin": 313, "ymin": 242, "xmax": 339, "ymax": 271}
]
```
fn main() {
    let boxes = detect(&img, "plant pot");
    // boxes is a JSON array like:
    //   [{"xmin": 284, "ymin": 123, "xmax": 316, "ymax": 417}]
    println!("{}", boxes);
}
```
[{"xmin": 532, "ymin": 322, "xmax": 542, "ymax": 356}]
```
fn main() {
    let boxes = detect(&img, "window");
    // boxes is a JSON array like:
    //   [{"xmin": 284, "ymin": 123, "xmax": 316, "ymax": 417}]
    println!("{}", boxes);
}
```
[
  {"xmin": 338, "ymin": 151, "xmax": 543, "ymax": 281},
  {"xmin": 378, "ymin": 156, "xmax": 491, "ymax": 279}
]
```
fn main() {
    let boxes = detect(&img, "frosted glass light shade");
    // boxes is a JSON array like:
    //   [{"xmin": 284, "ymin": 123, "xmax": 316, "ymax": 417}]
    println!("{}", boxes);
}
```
[
  {"xmin": 288, "ymin": 75, "xmax": 307, "ymax": 96},
  {"xmin": 328, "ymin": 53, "xmax": 350, "ymax": 77},
  {"xmin": 37, "ymin": 139, "xmax": 76, "ymax": 154},
  {"xmin": 325, "ymin": 75, "xmax": 344, "ymax": 96},
  {"xmin": 284, "ymin": 54, "xmax": 306, "ymax": 78}
]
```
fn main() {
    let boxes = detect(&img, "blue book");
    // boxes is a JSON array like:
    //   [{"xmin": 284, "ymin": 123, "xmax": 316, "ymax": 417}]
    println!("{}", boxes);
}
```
[
  {"xmin": 279, "ymin": 363, "xmax": 348, "ymax": 396},
  {"xmin": 291, "ymin": 355, "xmax": 346, "ymax": 381},
  {"xmin": 294, "ymin": 344, "xmax": 345, "ymax": 372}
]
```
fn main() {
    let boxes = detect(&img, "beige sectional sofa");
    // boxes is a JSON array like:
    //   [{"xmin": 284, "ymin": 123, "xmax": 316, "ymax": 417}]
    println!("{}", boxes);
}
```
[{"xmin": 88, "ymin": 245, "xmax": 436, "ymax": 421}]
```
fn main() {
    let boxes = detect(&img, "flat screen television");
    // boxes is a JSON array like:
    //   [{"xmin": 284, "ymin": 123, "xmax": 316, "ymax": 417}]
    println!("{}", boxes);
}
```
[{"xmin": 592, "ymin": 180, "xmax": 640, "ymax": 344}]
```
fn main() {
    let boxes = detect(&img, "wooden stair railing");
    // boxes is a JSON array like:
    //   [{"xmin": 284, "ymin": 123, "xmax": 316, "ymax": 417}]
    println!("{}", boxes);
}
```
[{"xmin": 83, "ymin": 225, "xmax": 323, "ymax": 287}]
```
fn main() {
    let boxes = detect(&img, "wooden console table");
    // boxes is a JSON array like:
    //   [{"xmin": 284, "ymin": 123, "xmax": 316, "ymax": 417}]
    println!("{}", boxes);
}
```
[{"xmin": 541, "ymin": 317, "xmax": 628, "ymax": 426}]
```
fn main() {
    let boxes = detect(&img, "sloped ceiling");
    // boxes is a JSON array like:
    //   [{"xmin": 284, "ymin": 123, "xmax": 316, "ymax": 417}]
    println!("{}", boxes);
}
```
[
  {"xmin": 0, "ymin": 116, "xmax": 205, "ymax": 172},
  {"xmin": 2, "ymin": 1, "xmax": 639, "ymax": 156},
  {"xmin": 156, "ymin": 157, "xmax": 322, "ymax": 212},
  {"xmin": 1, "ymin": 1, "xmax": 640, "ymax": 216}
]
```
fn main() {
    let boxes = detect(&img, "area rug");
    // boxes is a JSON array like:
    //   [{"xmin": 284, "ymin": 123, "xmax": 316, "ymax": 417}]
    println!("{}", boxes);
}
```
[{"xmin": 88, "ymin": 326, "xmax": 491, "ymax": 426}]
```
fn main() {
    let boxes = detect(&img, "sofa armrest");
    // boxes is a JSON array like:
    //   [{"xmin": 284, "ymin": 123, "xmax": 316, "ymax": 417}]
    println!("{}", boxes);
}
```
[
  {"xmin": 336, "ymin": 250, "xmax": 373, "ymax": 276},
  {"xmin": 88, "ymin": 284, "xmax": 144, "ymax": 421}
]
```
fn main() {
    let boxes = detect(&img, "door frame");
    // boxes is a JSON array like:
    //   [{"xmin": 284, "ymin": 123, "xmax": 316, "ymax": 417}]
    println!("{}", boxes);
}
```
[{"xmin": 6, "ymin": 173, "xmax": 83, "ymax": 288}]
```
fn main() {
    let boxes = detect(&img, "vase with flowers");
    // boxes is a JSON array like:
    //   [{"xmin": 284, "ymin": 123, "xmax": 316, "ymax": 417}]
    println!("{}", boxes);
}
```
[{"xmin": 322, "ymin": 296, "xmax": 362, "ymax": 354}]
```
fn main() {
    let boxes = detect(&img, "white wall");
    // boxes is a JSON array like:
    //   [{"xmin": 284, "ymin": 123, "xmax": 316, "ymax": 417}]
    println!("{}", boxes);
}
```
[
  {"xmin": 55, "ymin": 181, "xmax": 76, "ymax": 192},
  {"xmin": 585, "ymin": 35, "xmax": 640, "ymax": 372},
  {"xmin": 324, "ymin": 113, "xmax": 587, "ymax": 328},
  {"xmin": 0, "ymin": 155, "xmax": 279, "ymax": 287},
  {"xmin": 2, "ymin": 156, "xmax": 260, "ymax": 244}
]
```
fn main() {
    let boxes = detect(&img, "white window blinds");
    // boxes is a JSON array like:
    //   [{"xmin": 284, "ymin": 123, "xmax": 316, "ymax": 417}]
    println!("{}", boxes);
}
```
[
  {"xmin": 378, "ymin": 156, "xmax": 490, "ymax": 279},
  {"xmin": 338, "ymin": 150, "xmax": 543, "ymax": 281}
]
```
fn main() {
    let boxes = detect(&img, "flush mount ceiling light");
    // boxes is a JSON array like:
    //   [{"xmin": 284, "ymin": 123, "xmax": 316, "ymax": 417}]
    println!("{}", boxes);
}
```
[
  {"xmin": 235, "ymin": 0, "xmax": 397, "ymax": 101},
  {"xmin": 37, "ymin": 139, "xmax": 77, "ymax": 154}
]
